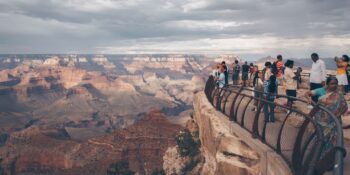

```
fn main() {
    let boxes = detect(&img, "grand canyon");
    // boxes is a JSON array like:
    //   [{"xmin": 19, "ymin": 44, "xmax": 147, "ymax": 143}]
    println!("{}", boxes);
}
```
[{"xmin": 0, "ymin": 54, "xmax": 233, "ymax": 175}]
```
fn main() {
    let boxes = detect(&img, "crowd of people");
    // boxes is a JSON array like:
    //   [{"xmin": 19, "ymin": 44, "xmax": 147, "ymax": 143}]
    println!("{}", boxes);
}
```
[{"xmin": 212, "ymin": 53, "xmax": 349, "ymax": 125}]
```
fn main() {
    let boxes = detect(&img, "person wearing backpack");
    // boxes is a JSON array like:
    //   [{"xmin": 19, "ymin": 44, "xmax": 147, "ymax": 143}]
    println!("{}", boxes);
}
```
[{"xmin": 232, "ymin": 60, "xmax": 240, "ymax": 85}]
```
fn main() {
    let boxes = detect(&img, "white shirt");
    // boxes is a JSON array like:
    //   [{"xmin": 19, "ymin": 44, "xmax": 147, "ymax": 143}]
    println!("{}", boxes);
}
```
[
  {"xmin": 310, "ymin": 59, "xmax": 326, "ymax": 84},
  {"xmin": 284, "ymin": 67, "xmax": 297, "ymax": 90},
  {"xmin": 212, "ymin": 70, "xmax": 219, "ymax": 78}
]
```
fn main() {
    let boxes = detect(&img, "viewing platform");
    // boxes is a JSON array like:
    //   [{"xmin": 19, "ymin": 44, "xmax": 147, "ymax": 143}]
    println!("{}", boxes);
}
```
[{"xmin": 194, "ymin": 75, "xmax": 348, "ymax": 175}]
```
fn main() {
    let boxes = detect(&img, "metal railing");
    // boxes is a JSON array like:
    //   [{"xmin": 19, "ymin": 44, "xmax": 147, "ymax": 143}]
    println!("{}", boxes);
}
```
[{"xmin": 204, "ymin": 75, "xmax": 346, "ymax": 175}]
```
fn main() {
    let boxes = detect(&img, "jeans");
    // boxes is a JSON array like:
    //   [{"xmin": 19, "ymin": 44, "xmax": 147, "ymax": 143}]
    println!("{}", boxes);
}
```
[
  {"xmin": 286, "ymin": 89, "xmax": 297, "ymax": 106},
  {"xmin": 310, "ymin": 83, "xmax": 323, "ymax": 103},
  {"xmin": 263, "ymin": 97, "xmax": 275, "ymax": 122}
]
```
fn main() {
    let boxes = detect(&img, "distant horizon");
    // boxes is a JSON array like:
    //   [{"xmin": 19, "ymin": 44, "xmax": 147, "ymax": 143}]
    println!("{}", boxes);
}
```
[{"xmin": 0, "ymin": 53, "xmax": 340, "ymax": 61}]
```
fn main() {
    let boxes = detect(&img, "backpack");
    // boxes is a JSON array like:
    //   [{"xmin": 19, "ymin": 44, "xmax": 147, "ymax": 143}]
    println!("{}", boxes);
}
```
[
  {"xmin": 234, "ymin": 64, "xmax": 240, "ymax": 73},
  {"xmin": 271, "ymin": 62, "xmax": 278, "ymax": 75}
]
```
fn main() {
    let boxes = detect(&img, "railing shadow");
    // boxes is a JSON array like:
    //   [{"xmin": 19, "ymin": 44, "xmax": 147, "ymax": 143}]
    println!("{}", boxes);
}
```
[{"xmin": 204, "ymin": 75, "xmax": 346, "ymax": 175}]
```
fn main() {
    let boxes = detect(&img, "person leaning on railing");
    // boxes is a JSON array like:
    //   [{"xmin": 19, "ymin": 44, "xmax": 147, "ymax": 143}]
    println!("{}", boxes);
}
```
[{"xmin": 305, "ymin": 77, "xmax": 348, "ymax": 155}]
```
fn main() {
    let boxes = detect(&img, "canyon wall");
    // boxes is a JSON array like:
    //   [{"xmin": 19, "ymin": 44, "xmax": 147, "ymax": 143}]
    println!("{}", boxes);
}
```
[{"xmin": 192, "ymin": 91, "xmax": 293, "ymax": 175}]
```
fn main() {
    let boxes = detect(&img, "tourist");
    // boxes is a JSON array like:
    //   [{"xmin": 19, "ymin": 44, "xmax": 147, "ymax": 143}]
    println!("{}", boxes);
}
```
[
  {"xmin": 310, "ymin": 53, "xmax": 326, "ymax": 103},
  {"xmin": 335, "ymin": 55, "xmax": 349, "ymax": 93},
  {"xmin": 262, "ymin": 62, "xmax": 272, "ymax": 82},
  {"xmin": 345, "ymin": 55, "xmax": 350, "ymax": 93},
  {"xmin": 307, "ymin": 77, "xmax": 348, "ymax": 118},
  {"xmin": 284, "ymin": 60, "xmax": 297, "ymax": 107},
  {"xmin": 212, "ymin": 63, "xmax": 220, "ymax": 79},
  {"xmin": 242, "ymin": 61, "xmax": 250, "ymax": 86},
  {"xmin": 232, "ymin": 60, "xmax": 240, "ymax": 85},
  {"xmin": 216, "ymin": 65, "xmax": 226, "ymax": 88},
  {"xmin": 308, "ymin": 77, "xmax": 348, "ymax": 158},
  {"xmin": 263, "ymin": 74, "xmax": 277, "ymax": 122},
  {"xmin": 249, "ymin": 63, "xmax": 255, "ymax": 85},
  {"xmin": 221, "ymin": 61, "xmax": 228, "ymax": 86},
  {"xmin": 252, "ymin": 71, "xmax": 264, "ymax": 111},
  {"xmin": 274, "ymin": 55, "xmax": 284, "ymax": 85},
  {"xmin": 295, "ymin": 67, "xmax": 303, "ymax": 89}
]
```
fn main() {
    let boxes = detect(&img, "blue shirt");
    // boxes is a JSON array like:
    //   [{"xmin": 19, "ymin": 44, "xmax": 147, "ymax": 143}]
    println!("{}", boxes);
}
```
[
  {"xmin": 218, "ymin": 73, "xmax": 226, "ymax": 88},
  {"xmin": 312, "ymin": 87, "xmax": 326, "ymax": 97}
]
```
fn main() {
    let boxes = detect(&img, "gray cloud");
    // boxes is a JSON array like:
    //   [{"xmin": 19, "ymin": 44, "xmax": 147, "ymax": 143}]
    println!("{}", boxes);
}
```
[{"xmin": 0, "ymin": 0, "xmax": 349, "ymax": 58}]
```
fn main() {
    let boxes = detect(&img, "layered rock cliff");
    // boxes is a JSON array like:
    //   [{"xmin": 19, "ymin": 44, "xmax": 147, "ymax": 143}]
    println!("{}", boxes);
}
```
[{"xmin": 186, "ymin": 92, "xmax": 292, "ymax": 175}]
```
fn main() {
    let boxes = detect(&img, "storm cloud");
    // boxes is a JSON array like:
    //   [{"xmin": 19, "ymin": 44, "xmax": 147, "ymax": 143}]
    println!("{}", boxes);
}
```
[{"xmin": 0, "ymin": 0, "xmax": 349, "ymax": 58}]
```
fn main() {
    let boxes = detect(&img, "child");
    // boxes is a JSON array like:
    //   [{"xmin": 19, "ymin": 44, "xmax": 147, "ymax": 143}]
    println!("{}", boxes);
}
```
[{"xmin": 295, "ymin": 67, "xmax": 303, "ymax": 89}]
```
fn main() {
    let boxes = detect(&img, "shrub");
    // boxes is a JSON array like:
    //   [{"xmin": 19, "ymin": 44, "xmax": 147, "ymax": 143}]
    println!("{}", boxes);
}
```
[
  {"xmin": 175, "ymin": 129, "xmax": 200, "ymax": 157},
  {"xmin": 151, "ymin": 169, "xmax": 166, "ymax": 175},
  {"xmin": 106, "ymin": 160, "xmax": 134, "ymax": 175}
]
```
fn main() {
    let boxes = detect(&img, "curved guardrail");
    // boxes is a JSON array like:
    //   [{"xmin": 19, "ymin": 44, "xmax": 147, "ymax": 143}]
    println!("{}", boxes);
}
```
[{"xmin": 204, "ymin": 75, "xmax": 346, "ymax": 175}]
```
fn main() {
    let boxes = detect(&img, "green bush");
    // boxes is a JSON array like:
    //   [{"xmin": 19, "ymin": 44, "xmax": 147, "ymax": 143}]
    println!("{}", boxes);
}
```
[
  {"xmin": 106, "ymin": 160, "xmax": 134, "ymax": 175},
  {"xmin": 175, "ymin": 129, "xmax": 200, "ymax": 157}
]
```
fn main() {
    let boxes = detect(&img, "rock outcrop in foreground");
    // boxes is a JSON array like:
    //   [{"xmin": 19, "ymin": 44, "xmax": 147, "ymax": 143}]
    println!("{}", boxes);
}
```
[{"xmin": 191, "ymin": 92, "xmax": 292, "ymax": 175}]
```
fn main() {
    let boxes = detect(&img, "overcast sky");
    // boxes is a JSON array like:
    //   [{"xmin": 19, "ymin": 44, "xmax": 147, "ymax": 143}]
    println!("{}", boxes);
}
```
[{"xmin": 0, "ymin": 0, "xmax": 349, "ymax": 59}]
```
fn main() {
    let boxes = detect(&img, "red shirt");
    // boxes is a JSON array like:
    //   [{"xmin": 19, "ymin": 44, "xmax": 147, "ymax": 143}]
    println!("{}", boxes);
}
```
[{"xmin": 276, "ymin": 60, "xmax": 284, "ymax": 77}]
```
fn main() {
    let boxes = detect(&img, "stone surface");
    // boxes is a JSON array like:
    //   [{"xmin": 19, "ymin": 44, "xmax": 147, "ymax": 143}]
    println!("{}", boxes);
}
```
[{"xmin": 192, "ymin": 91, "xmax": 293, "ymax": 175}]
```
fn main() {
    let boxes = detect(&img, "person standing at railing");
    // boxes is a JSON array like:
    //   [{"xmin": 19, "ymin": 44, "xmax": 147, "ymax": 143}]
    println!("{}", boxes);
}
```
[
  {"xmin": 242, "ymin": 61, "xmax": 250, "ymax": 86},
  {"xmin": 273, "ymin": 55, "xmax": 284, "ymax": 85},
  {"xmin": 249, "ymin": 63, "xmax": 256, "ymax": 86},
  {"xmin": 252, "ymin": 70, "xmax": 264, "ymax": 111},
  {"xmin": 232, "ymin": 60, "xmax": 240, "ymax": 85},
  {"xmin": 307, "ymin": 77, "xmax": 348, "ymax": 158},
  {"xmin": 216, "ymin": 65, "xmax": 226, "ymax": 88},
  {"xmin": 335, "ymin": 55, "xmax": 349, "ymax": 94},
  {"xmin": 221, "ymin": 61, "xmax": 228, "ymax": 86},
  {"xmin": 295, "ymin": 67, "xmax": 303, "ymax": 89},
  {"xmin": 345, "ymin": 55, "xmax": 350, "ymax": 93},
  {"xmin": 310, "ymin": 53, "xmax": 326, "ymax": 103},
  {"xmin": 263, "ymin": 74, "xmax": 277, "ymax": 122},
  {"xmin": 262, "ymin": 62, "xmax": 272, "ymax": 82},
  {"xmin": 284, "ymin": 60, "xmax": 297, "ymax": 107},
  {"xmin": 212, "ymin": 63, "xmax": 220, "ymax": 79}
]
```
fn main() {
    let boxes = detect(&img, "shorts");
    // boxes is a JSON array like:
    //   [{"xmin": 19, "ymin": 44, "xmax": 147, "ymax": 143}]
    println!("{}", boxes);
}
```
[
  {"xmin": 232, "ymin": 73, "xmax": 239, "ymax": 81},
  {"xmin": 336, "ymin": 74, "xmax": 348, "ymax": 85},
  {"xmin": 242, "ymin": 72, "xmax": 248, "ymax": 80}
]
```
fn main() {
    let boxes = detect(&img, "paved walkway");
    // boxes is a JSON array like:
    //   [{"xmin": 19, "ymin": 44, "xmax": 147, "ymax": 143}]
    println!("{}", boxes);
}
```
[{"xmin": 213, "ymin": 86, "xmax": 350, "ymax": 174}]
